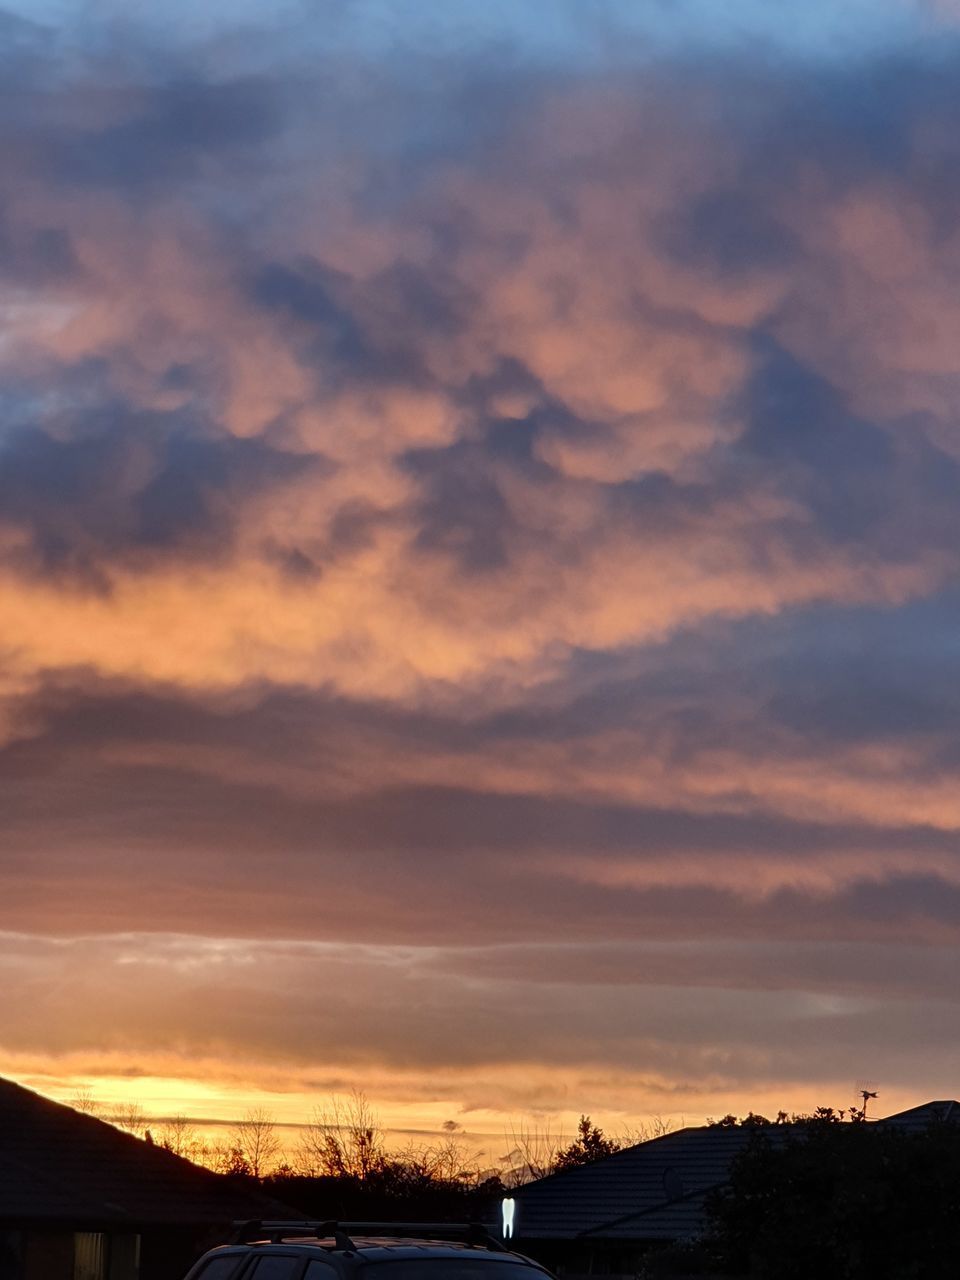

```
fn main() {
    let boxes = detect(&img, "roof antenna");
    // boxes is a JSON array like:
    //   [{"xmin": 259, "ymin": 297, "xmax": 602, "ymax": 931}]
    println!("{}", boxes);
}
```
[{"xmin": 855, "ymin": 1080, "xmax": 878, "ymax": 1121}]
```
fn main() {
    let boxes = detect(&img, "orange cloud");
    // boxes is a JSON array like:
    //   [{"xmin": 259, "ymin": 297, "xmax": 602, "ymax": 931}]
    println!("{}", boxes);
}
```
[{"xmin": 4, "ymin": 20, "xmax": 960, "ymax": 1134}]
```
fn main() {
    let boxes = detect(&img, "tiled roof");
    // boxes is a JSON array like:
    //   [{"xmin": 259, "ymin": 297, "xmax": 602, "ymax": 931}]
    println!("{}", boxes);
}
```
[
  {"xmin": 880, "ymin": 1100, "xmax": 960, "ymax": 1132},
  {"xmin": 512, "ymin": 1126, "xmax": 755, "ymax": 1242},
  {"xmin": 0, "ymin": 1076, "xmax": 292, "ymax": 1227}
]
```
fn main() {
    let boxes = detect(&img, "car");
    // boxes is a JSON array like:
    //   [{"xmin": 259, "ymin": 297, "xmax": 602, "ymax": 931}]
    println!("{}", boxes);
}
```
[{"xmin": 181, "ymin": 1221, "xmax": 557, "ymax": 1280}]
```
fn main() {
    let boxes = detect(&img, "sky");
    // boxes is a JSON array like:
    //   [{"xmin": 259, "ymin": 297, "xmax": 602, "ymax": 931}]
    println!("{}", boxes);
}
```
[{"xmin": 4, "ymin": 0, "xmax": 960, "ymax": 1153}]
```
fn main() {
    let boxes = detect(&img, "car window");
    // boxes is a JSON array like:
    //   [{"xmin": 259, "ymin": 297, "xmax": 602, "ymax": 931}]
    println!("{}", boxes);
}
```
[
  {"xmin": 304, "ymin": 1265, "xmax": 337, "ymax": 1279},
  {"xmin": 195, "ymin": 1258, "xmax": 243, "ymax": 1279},
  {"xmin": 246, "ymin": 1257, "xmax": 303, "ymax": 1279}
]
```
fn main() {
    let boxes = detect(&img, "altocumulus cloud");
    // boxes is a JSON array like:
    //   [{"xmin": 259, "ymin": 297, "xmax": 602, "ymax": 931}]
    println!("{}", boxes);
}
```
[{"xmin": 3, "ymin": 0, "xmax": 960, "ymax": 1123}]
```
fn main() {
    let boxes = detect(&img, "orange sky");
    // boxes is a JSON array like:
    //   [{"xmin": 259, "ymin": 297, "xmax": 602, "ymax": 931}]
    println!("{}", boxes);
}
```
[{"xmin": 3, "ymin": 0, "xmax": 960, "ymax": 1149}]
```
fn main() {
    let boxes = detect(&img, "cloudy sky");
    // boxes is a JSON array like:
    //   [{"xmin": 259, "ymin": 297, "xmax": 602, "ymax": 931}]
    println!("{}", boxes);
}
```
[{"xmin": 4, "ymin": 0, "xmax": 960, "ymax": 1145}]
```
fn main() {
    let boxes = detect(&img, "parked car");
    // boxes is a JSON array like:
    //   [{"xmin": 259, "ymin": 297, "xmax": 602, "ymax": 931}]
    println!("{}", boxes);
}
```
[{"xmin": 181, "ymin": 1221, "xmax": 557, "ymax": 1280}]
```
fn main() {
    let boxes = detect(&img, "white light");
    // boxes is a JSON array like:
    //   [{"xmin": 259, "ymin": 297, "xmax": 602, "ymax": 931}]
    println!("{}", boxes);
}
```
[{"xmin": 501, "ymin": 1197, "xmax": 516, "ymax": 1239}]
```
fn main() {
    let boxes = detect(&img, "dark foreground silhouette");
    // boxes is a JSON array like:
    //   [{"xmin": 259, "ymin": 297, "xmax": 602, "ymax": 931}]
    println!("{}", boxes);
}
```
[{"xmin": 642, "ymin": 1110, "xmax": 960, "ymax": 1279}]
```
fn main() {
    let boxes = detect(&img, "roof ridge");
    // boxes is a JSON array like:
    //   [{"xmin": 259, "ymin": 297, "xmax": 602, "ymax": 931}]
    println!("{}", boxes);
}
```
[
  {"xmin": 579, "ymin": 1177, "xmax": 727, "ymax": 1237},
  {"xmin": 516, "ymin": 1125, "xmax": 712, "ymax": 1191}
]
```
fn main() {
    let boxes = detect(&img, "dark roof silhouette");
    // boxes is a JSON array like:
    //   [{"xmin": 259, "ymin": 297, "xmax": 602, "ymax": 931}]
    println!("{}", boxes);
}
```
[
  {"xmin": 512, "ymin": 1100, "xmax": 960, "ymax": 1243},
  {"xmin": 512, "ymin": 1126, "xmax": 756, "ymax": 1242},
  {"xmin": 0, "ymin": 1076, "xmax": 290, "ymax": 1226},
  {"xmin": 879, "ymin": 1099, "xmax": 960, "ymax": 1132}
]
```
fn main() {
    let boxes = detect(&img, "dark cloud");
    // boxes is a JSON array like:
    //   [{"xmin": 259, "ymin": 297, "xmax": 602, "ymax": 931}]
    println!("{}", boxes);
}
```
[
  {"xmin": 738, "ymin": 341, "xmax": 960, "ymax": 549},
  {"xmin": 0, "ymin": 217, "xmax": 78, "ymax": 285},
  {"xmin": 766, "ymin": 50, "xmax": 960, "ymax": 194},
  {"xmin": 658, "ymin": 187, "xmax": 800, "ymax": 276},
  {"xmin": 660, "ymin": 46, "xmax": 960, "ymax": 241},
  {"xmin": 0, "ymin": 410, "xmax": 324, "ymax": 582},
  {"xmin": 2, "ymin": 677, "xmax": 960, "ymax": 955},
  {"xmin": 46, "ymin": 77, "xmax": 284, "ymax": 191},
  {"xmin": 252, "ymin": 260, "xmax": 371, "ymax": 367},
  {"xmin": 768, "ymin": 661, "xmax": 960, "ymax": 743},
  {"xmin": 741, "ymin": 342, "xmax": 894, "ymax": 477},
  {"xmin": 405, "ymin": 442, "xmax": 513, "ymax": 572}
]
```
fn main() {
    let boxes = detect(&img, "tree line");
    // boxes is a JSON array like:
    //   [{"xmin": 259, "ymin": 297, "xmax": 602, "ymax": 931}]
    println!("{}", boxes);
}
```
[{"xmin": 75, "ymin": 1087, "xmax": 669, "ymax": 1203}]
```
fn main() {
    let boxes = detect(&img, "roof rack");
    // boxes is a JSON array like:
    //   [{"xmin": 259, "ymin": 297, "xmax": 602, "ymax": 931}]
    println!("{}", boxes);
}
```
[{"xmin": 232, "ymin": 1221, "xmax": 507, "ymax": 1252}]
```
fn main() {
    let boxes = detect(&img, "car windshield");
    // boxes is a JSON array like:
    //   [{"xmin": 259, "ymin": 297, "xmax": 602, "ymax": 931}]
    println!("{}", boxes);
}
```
[{"xmin": 360, "ymin": 1262, "xmax": 540, "ymax": 1280}]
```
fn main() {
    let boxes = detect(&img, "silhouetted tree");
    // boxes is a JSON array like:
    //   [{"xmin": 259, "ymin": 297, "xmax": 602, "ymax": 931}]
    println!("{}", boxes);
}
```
[
  {"xmin": 631, "ymin": 1115, "xmax": 677, "ymax": 1142},
  {"xmin": 390, "ymin": 1135, "xmax": 478, "ymax": 1189},
  {"xmin": 231, "ymin": 1107, "xmax": 281, "ymax": 1178},
  {"xmin": 553, "ymin": 1115, "xmax": 622, "ymax": 1170},
  {"xmin": 70, "ymin": 1087, "xmax": 102, "ymax": 1116},
  {"xmin": 500, "ymin": 1118, "xmax": 563, "ymax": 1186},
  {"xmin": 296, "ymin": 1090, "xmax": 386, "ymax": 1180},
  {"xmin": 157, "ymin": 1114, "xmax": 206, "ymax": 1162},
  {"xmin": 109, "ymin": 1101, "xmax": 148, "ymax": 1138},
  {"xmin": 207, "ymin": 1141, "xmax": 253, "ymax": 1178},
  {"xmin": 705, "ymin": 1114, "xmax": 960, "ymax": 1279}
]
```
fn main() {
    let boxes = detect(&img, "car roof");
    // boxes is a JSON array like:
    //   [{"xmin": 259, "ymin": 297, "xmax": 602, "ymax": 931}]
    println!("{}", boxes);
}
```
[
  {"xmin": 200, "ymin": 1221, "xmax": 551, "ymax": 1277},
  {"xmin": 242, "ymin": 1239, "xmax": 538, "ymax": 1262}
]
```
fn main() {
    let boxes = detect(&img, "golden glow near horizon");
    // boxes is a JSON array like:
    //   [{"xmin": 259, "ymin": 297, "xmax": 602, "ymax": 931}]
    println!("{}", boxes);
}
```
[
  {"xmin": 4, "ymin": 1, "xmax": 960, "ymax": 1139},
  {"xmin": 5, "ymin": 1062, "xmax": 929, "ymax": 1167}
]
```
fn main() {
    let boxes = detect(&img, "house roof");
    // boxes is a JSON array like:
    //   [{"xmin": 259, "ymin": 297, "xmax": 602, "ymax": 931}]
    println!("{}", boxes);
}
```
[
  {"xmin": 511, "ymin": 1126, "xmax": 755, "ymax": 1242},
  {"xmin": 879, "ymin": 1100, "xmax": 960, "ymax": 1132},
  {"xmin": 0, "ymin": 1076, "xmax": 292, "ymax": 1227},
  {"xmin": 511, "ymin": 1100, "xmax": 960, "ymax": 1244}
]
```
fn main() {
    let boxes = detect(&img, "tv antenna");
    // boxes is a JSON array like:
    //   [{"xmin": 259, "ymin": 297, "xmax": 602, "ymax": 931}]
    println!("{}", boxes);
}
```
[{"xmin": 855, "ymin": 1080, "xmax": 879, "ymax": 1120}]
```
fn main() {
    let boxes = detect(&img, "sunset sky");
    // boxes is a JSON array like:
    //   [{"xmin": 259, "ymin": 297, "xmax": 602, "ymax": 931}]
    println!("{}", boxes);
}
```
[{"xmin": 4, "ymin": 0, "xmax": 960, "ymax": 1156}]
